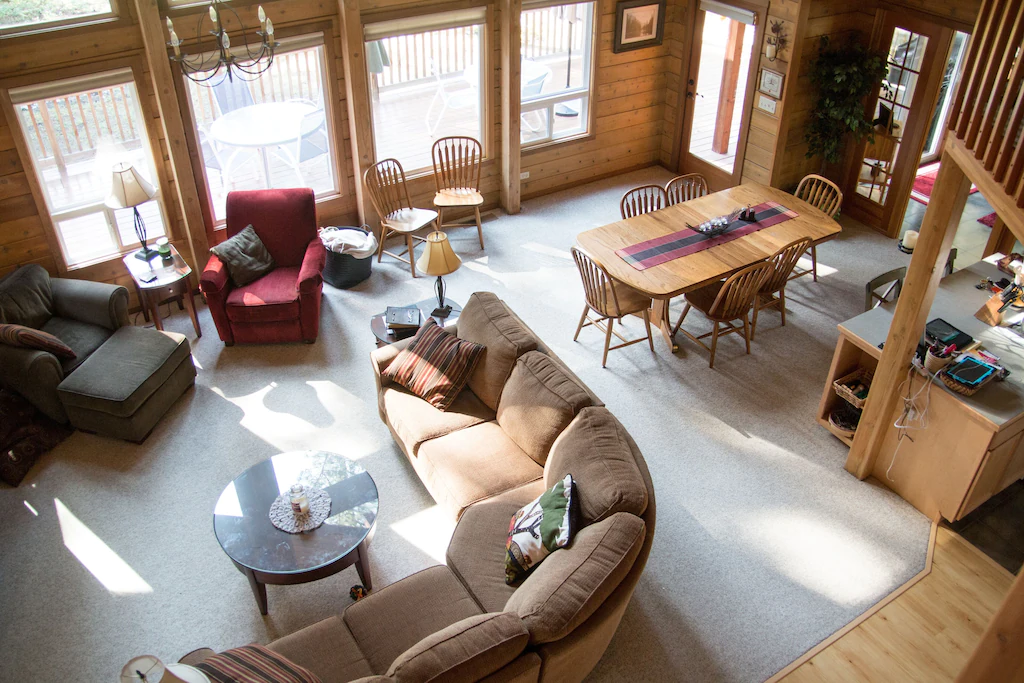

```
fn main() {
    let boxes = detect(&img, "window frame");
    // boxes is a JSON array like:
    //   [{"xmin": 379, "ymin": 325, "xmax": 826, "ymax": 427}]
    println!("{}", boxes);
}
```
[
  {"xmin": 173, "ymin": 26, "xmax": 347, "ymax": 234},
  {"xmin": 0, "ymin": 0, "xmax": 122, "ymax": 40},
  {"xmin": 2, "ymin": 59, "xmax": 174, "ymax": 273},
  {"xmin": 362, "ymin": 5, "xmax": 493, "ymax": 177},
  {"xmin": 519, "ymin": 0, "xmax": 597, "ymax": 150}
]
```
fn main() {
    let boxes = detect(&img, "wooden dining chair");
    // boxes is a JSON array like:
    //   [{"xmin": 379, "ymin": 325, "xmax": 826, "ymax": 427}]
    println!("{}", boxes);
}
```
[
  {"xmin": 620, "ymin": 185, "xmax": 668, "ymax": 219},
  {"xmin": 364, "ymin": 158, "xmax": 438, "ymax": 277},
  {"xmin": 432, "ymin": 136, "xmax": 485, "ymax": 249},
  {"xmin": 752, "ymin": 237, "xmax": 813, "ymax": 340},
  {"xmin": 865, "ymin": 266, "xmax": 907, "ymax": 311},
  {"xmin": 791, "ymin": 174, "xmax": 844, "ymax": 282},
  {"xmin": 571, "ymin": 247, "xmax": 655, "ymax": 368},
  {"xmin": 665, "ymin": 174, "xmax": 709, "ymax": 206},
  {"xmin": 673, "ymin": 261, "xmax": 774, "ymax": 368}
]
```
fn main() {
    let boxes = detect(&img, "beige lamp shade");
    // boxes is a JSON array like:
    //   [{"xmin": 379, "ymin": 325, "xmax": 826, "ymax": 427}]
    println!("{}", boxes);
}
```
[
  {"xmin": 416, "ymin": 231, "xmax": 462, "ymax": 276},
  {"xmin": 105, "ymin": 163, "xmax": 156, "ymax": 209}
]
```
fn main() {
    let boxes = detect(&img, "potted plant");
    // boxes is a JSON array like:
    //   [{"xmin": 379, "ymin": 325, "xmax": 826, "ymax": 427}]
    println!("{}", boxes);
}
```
[{"xmin": 804, "ymin": 37, "xmax": 888, "ymax": 172}]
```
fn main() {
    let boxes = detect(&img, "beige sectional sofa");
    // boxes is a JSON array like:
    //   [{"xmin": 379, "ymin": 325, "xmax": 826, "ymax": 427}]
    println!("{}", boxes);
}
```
[{"xmin": 185, "ymin": 292, "xmax": 655, "ymax": 683}]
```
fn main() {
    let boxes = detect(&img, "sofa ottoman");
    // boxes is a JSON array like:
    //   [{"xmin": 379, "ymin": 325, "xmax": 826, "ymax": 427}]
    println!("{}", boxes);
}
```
[{"xmin": 56, "ymin": 326, "xmax": 196, "ymax": 442}]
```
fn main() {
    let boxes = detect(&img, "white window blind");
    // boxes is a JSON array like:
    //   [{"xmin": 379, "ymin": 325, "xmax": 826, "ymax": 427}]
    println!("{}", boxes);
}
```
[
  {"xmin": 364, "ymin": 7, "xmax": 487, "ymax": 41},
  {"xmin": 699, "ymin": 0, "xmax": 756, "ymax": 25}
]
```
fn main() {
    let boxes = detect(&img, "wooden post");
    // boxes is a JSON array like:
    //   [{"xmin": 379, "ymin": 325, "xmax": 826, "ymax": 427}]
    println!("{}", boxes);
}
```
[
  {"xmin": 500, "ymin": 0, "xmax": 522, "ymax": 214},
  {"xmin": 845, "ymin": 144, "xmax": 973, "ymax": 478},
  {"xmin": 338, "ymin": 0, "xmax": 377, "ymax": 227},
  {"xmin": 713, "ymin": 21, "xmax": 744, "ymax": 155},
  {"xmin": 983, "ymin": 215, "xmax": 1015, "ymax": 257},
  {"xmin": 133, "ymin": 0, "xmax": 208, "ymax": 269},
  {"xmin": 957, "ymin": 569, "xmax": 1024, "ymax": 682}
]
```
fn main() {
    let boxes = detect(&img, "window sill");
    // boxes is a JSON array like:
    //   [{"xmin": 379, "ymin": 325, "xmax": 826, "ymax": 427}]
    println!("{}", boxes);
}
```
[{"xmin": 522, "ymin": 132, "xmax": 594, "ymax": 156}]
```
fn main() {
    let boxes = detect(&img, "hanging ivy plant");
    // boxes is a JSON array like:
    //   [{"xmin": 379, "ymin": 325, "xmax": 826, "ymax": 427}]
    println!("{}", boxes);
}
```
[{"xmin": 805, "ymin": 36, "xmax": 888, "ymax": 165}]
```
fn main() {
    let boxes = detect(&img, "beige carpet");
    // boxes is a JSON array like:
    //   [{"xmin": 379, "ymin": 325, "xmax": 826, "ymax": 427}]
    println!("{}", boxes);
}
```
[{"xmin": 0, "ymin": 167, "xmax": 931, "ymax": 682}]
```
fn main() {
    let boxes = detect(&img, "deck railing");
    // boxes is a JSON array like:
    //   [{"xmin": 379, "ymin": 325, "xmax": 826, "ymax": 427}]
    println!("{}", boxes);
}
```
[
  {"xmin": 16, "ymin": 84, "xmax": 143, "ymax": 180},
  {"xmin": 188, "ymin": 46, "xmax": 325, "ymax": 129},
  {"xmin": 372, "ymin": 3, "xmax": 589, "ymax": 91},
  {"xmin": 950, "ymin": 0, "xmax": 1024, "ymax": 207}
]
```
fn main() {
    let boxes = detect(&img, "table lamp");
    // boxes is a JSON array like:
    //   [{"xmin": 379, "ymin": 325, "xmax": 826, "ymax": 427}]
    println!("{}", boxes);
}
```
[
  {"xmin": 106, "ymin": 163, "xmax": 158, "ymax": 261},
  {"xmin": 416, "ymin": 231, "xmax": 461, "ymax": 317}
]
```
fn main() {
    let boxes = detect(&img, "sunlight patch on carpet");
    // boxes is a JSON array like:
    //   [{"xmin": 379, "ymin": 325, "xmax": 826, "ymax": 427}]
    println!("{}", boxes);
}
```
[
  {"xmin": 744, "ymin": 513, "xmax": 902, "ymax": 606},
  {"xmin": 391, "ymin": 505, "xmax": 456, "ymax": 564},
  {"xmin": 55, "ymin": 498, "xmax": 152, "ymax": 595}
]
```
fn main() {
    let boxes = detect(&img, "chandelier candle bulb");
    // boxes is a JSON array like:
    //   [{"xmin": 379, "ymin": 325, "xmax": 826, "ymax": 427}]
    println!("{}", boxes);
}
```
[
  {"xmin": 166, "ymin": 16, "xmax": 174, "ymax": 32},
  {"xmin": 209, "ymin": 5, "xmax": 218, "ymax": 25},
  {"xmin": 266, "ymin": 18, "xmax": 274, "ymax": 36},
  {"xmin": 258, "ymin": 5, "xmax": 266, "ymax": 23}
]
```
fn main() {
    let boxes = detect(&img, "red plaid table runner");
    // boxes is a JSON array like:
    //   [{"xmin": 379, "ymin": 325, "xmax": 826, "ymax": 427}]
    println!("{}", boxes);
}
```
[{"xmin": 615, "ymin": 201, "xmax": 799, "ymax": 271}]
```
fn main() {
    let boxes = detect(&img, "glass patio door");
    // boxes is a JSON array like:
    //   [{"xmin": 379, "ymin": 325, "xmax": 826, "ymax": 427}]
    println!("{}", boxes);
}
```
[
  {"xmin": 679, "ymin": 0, "xmax": 761, "ymax": 190},
  {"xmin": 844, "ymin": 13, "xmax": 952, "ymax": 237}
]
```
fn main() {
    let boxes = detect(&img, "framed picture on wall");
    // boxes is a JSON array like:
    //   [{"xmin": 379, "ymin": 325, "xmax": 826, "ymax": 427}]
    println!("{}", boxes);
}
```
[
  {"xmin": 758, "ymin": 68, "xmax": 785, "ymax": 99},
  {"xmin": 613, "ymin": 0, "xmax": 666, "ymax": 53}
]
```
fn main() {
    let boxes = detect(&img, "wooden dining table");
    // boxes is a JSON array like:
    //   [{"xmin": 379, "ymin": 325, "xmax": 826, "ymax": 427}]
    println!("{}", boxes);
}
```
[{"xmin": 575, "ymin": 182, "xmax": 843, "ymax": 351}]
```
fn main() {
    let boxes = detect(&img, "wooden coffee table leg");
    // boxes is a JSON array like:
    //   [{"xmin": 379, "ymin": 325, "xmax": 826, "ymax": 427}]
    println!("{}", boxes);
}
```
[
  {"xmin": 148, "ymin": 291, "xmax": 164, "ymax": 332},
  {"xmin": 243, "ymin": 567, "xmax": 269, "ymax": 615},
  {"xmin": 355, "ymin": 539, "xmax": 373, "ymax": 591}
]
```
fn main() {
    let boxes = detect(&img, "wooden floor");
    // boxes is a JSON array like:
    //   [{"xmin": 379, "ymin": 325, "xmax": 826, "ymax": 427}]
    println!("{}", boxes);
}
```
[{"xmin": 777, "ymin": 526, "xmax": 1014, "ymax": 682}]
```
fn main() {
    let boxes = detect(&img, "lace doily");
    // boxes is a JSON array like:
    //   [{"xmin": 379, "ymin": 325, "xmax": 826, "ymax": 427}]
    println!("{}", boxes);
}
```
[{"xmin": 269, "ymin": 487, "xmax": 332, "ymax": 533}]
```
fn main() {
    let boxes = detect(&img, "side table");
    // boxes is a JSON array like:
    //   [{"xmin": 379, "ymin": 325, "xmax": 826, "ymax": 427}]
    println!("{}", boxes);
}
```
[
  {"xmin": 123, "ymin": 244, "xmax": 201, "ymax": 338},
  {"xmin": 370, "ymin": 298, "xmax": 462, "ymax": 347}
]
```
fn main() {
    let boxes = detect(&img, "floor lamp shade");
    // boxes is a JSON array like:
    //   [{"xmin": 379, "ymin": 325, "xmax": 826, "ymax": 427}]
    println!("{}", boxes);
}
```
[
  {"xmin": 416, "ymin": 231, "xmax": 461, "ymax": 316},
  {"xmin": 105, "ymin": 163, "xmax": 159, "ymax": 261}
]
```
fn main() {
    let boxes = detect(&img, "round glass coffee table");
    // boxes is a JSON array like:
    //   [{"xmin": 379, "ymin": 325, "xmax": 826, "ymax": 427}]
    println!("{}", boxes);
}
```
[{"xmin": 213, "ymin": 451, "xmax": 378, "ymax": 614}]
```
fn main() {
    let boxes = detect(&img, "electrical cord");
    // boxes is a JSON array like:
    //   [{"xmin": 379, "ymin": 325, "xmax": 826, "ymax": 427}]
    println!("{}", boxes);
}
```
[{"xmin": 886, "ymin": 362, "xmax": 938, "ymax": 482}]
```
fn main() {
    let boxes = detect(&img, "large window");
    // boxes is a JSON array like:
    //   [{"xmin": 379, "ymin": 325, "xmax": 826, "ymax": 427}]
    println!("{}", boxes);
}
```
[
  {"xmin": 0, "ymin": 0, "xmax": 116, "ymax": 37},
  {"xmin": 10, "ymin": 69, "xmax": 168, "ymax": 269},
  {"xmin": 182, "ymin": 34, "xmax": 339, "ymax": 224},
  {"xmin": 364, "ymin": 9, "xmax": 487, "ymax": 173},
  {"xmin": 520, "ymin": 1, "xmax": 595, "ymax": 147}
]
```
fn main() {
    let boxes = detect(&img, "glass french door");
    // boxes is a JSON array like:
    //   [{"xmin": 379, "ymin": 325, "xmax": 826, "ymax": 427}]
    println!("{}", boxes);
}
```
[
  {"xmin": 679, "ymin": 0, "xmax": 763, "ymax": 190},
  {"xmin": 921, "ymin": 30, "xmax": 969, "ymax": 164},
  {"xmin": 844, "ymin": 13, "xmax": 952, "ymax": 237}
]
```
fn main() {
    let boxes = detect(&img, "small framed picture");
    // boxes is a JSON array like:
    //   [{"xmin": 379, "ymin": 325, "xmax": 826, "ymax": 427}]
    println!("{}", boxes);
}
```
[
  {"xmin": 613, "ymin": 0, "xmax": 666, "ymax": 53},
  {"xmin": 758, "ymin": 68, "xmax": 785, "ymax": 99}
]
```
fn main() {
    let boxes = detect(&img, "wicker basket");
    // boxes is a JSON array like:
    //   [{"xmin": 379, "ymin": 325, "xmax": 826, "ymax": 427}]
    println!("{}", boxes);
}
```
[
  {"xmin": 940, "ymin": 370, "xmax": 993, "ymax": 397},
  {"xmin": 833, "ymin": 367, "xmax": 873, "ymax": 409}
]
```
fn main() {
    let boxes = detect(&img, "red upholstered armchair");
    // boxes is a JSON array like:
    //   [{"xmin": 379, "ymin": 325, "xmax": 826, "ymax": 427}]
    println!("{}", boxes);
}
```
[{"xmin": 200, "ymin": 189, "xmax": 326, "ymax": 345}]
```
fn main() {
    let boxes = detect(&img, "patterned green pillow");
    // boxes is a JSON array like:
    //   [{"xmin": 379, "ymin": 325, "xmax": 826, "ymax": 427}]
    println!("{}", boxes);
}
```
[{"xmin": 505, "ymin": 474, "xmax": 579, "ymax": 585}]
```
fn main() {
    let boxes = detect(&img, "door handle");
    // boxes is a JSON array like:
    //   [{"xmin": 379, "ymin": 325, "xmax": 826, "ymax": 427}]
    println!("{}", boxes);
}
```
[{"xmin": 686, "ymin": 91, "xmax": 704, "ymax": 99}]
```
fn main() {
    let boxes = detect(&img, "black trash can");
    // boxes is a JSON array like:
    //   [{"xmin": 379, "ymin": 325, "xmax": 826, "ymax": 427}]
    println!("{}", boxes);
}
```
[{"xmin": 322, "ymin": 226, "xmax": 374, "ymax": 289}]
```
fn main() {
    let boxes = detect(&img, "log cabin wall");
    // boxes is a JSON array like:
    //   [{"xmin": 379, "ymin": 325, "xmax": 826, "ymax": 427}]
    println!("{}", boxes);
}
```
[{"xmin": 0, "ymin": 0, "xmax": 989, "ymax": 302}]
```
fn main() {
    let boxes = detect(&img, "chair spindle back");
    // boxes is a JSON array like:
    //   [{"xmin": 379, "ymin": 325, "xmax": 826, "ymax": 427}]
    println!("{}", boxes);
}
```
[
  {"xmin": 432, "ymin": 136, "xmax": 483, "ymax": 192},
  {"xmin": 709, "ymin": 261, "xmax": 774, "ymax": 321},
  {"xmin": 365, "ymin": 158, "xmax": 413, "ymax": 220},
  {"xmin": 665, "ymin": 174, "xmax": 709, "ymax": 205},
  {"xmin": 795, "ymin": 174, "xmax": 843, "ymax": 218},
  {"xmin": 620, "ymin": 185, "xmax": 669, "ymax": 219},
  {"xmin": 572, "ymin": 247, "xmax": 621, "ymax": 317},
  {"xmin": 762, "ymin": 238, "xmax": 813, "ymax": 294}
]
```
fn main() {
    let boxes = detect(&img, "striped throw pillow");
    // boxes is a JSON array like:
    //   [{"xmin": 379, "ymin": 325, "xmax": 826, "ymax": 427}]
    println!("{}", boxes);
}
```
[
  {"xmin": 195, "ymin": 644, "xmax": 321, "ymax": 683},
  {"xmin": 0, "ymin": 323, "xmax": 75, "ymax": 359},
  {"xmin": 383, "ymin": 318, "xmax": 485, "ymax": 411}
]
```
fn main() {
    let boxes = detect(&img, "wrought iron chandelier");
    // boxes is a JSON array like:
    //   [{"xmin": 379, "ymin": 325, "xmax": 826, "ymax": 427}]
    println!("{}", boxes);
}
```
[{"xmin": 165, "ymin": 0, "xmax": 279, "ymax": 86}]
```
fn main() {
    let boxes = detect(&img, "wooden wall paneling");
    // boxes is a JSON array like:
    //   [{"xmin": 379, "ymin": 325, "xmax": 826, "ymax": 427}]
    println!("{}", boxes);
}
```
[
  {"xmin": 0, "ymin": 93, "xmax": 70, "ymax": 276},
  {"xmin": 845, "ymin": 143, "xmax": 973, "ymax": 479},
  {"xmin": 133, "ymin": 0, "xmax": 208, "ymax": 273},
  {"xmin": 338, "ymin": 0, "xmax": 376, "ymax": 226},
  {"xmin": 500, "ymin": 0, "xmax": 522, "ymax": 213}
]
